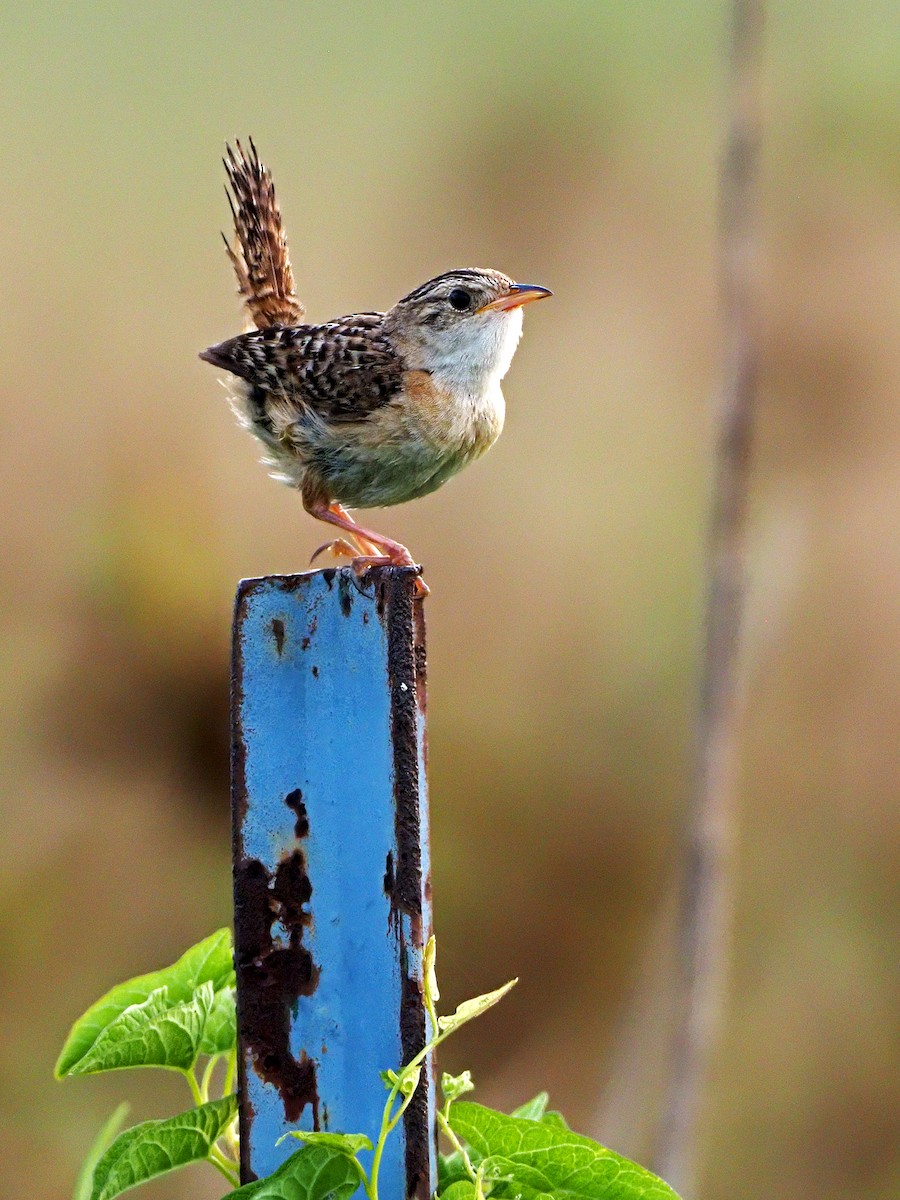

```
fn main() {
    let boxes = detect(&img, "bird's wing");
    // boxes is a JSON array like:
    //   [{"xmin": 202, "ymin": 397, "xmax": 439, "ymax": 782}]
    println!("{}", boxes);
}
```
[
  {"xmin": 199, "ymin": 314, "xmax": 405, "ymax": 425},
  {"xmin": 222, "ymin": 139, "xmax": 305, "ymax": 329}
]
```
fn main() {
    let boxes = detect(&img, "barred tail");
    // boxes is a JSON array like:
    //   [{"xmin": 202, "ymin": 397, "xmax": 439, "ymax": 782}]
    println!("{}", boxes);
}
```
[{"xmin": 222, "ymin": 139, "xmax": 304, "ymax": 329}]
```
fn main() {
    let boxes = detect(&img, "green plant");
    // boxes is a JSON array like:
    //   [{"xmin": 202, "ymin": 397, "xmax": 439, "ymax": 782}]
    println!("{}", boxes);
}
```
[
  {"xmin": 56, "ymin": 930, "xmax": 241, "ymax": 1194},
  {"xmin": 57, "ymin": 930, "xmax": 681, "ymax": 1200}
]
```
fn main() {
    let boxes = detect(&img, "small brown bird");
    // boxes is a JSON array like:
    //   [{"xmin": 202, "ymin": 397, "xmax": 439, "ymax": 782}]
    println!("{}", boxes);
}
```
[{"xmin": 200, "ymin": 141, "xmax": 551, "ymax": 586}]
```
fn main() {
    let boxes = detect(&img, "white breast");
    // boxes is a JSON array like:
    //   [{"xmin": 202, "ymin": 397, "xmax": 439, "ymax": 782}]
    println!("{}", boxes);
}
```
[{"xmin": 426, "ymin": 306, "xmax": 524, "ymax": 396}]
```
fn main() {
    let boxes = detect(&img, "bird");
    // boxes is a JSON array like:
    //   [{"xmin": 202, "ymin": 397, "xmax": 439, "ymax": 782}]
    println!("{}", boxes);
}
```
[{"xmin": 200, "ymin": 140, "xmax": 551, "ymax": 590}]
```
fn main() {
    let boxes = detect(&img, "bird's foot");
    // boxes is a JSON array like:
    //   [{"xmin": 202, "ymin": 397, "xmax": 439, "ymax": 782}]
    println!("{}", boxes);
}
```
[
  {"xmin": 309, "ymin": 541, "xmax": 429, "ymax": 597},
  {"xmin": 344, "ymin": 553, "xmax": 430, "ymax": 598},
  {"xmin": 359, "ymin": 539, "xmax": 429, "ymax": 597},
  {"xmin": 310, "ymin": 537, "xmax": 360, "ymax": 565}
]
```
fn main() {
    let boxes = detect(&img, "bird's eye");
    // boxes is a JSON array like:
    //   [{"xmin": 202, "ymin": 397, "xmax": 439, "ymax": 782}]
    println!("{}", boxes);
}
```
[{"xmin": 448, "ymin": 287, "xmax": 472, "ymax": 311}]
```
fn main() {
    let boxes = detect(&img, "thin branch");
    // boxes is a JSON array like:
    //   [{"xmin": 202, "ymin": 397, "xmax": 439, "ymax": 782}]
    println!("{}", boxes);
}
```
[{"xmin": 654, "ymin": 2, "xmax": 764, "ymax": 1194}]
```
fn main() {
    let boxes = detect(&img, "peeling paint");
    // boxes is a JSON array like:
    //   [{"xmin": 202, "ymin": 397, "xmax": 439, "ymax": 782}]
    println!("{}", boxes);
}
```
[
  {"xmin": 271, "ymin": 617, "xmax": 286, "ymax": 656},
  {"xmin": 233, "ymin": 849, "xmax": 321, "ymax": 1127},
  {"xmin": 285, "ymin": 789, "xmax": 309, "ymax": 839}
]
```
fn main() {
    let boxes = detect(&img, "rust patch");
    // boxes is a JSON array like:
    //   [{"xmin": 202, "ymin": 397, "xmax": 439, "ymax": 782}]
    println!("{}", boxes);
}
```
[
  {"xmin": 382, "ymin": 569, "xmax": 425, "ymax": 918},
  {"xmin": 383, "ymin": 850, "xmax": 395, "ymax": 899},
  {"xmin": 273, "ymin": 571, "xmax": 315, "ymax": 594},
  {"xmin": 233, "ymin": 842, "xmax": 321, "ymax": 1148},
  {"xmin": 378, "ymin": 566, "xmax": 433, "ymax": 1200},
  {"xmin": 235, "ymin": 1053, "xmax": 256, "ymax": 1182},
  {"xmin": 311, "ymin": 665, "xmax": 319, "ymax": 679},
  {"xmin": 401, "ymin": 968, "xmax": 430, "ymax": 1200},
  {"xmin": 271, "ymin": 617, "xmax": 286, "ymax": 656},
  {"xmin": 413, "ymin": 604, "xmax": 428, "ymax": 720},
  {"xmin": 301, "ymin": 636, "xmax": 311, "ymax": 650},
  {"xmin": 338, "ymin": 572, "xmax": 354, "ymax": 617},
  {"xmin": 272, "ymin": 848, "xmax": 313, "ymax": 921},
  {"xmin": 285, "ymin": 789, "xmax": 309, "ymax": 839}
]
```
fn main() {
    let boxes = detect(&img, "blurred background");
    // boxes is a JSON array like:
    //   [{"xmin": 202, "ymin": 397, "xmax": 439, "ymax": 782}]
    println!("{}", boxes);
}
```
[{"xmin": 2, "ymin": 4, "xmax": 897, "ymax": 1198}]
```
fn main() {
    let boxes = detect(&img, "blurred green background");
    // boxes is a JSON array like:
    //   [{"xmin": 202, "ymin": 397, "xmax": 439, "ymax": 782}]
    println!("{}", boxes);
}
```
[{"xmin": 2, "ymin": 4, "xmax": 897, "ymax": 1198}]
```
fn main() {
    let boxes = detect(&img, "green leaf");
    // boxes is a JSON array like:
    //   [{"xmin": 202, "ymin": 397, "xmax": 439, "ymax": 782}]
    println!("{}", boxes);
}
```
[
  {"xmin": 424, "ymin": 935, "xmax": 439, "ymax": 1004},
  {"xmin": 509, "ymin": 1093, "xmax": 570, "ymax": 1129},
  {"xmin": 441, "ymin": 1070, "xmax": 475, "ymax": 1104},
  {"xmin": 436, "ymin": 979, "xmax": 517, "ymax": 1037},
  {"xmin": 281, "ymin": 1130, "xmax": 373, "ymax": 1156},
  {"xmin": 57, "ymin": 929, "xmax": 234, "ymax": 1078},
  {"xmin": 73, "ymin": 1104, "xmax": 130, "ymax": 1200},
  {"xmin": 510, "ymin": 1092, "xmax": 549, "ymax": 1121},
  {"xmin": 200, "ymin": 985, "xmax": 237, "ymax": 1056},
  {"xmin": 220, "ymin": 1144, "xmax": 361, "ymax": 1200},
  {"xmin": 541, "ymin": 1110, "xmax": 570, "ymax": 1131},
  {"xmin": 438, "ymin": 1183, "xmax": 477, "ymax": 1200},
  {"xmin": 89, "ymin": 1095, "xmax": 237, "ymax": 1200},
  {"xmin": 66, "ymin": 983, "xmax": 214, "ymax": 1076},
  {"xmin": 438, "ymin": 1151, "xmax": 470, "ymax": 1191},
  {"xmin": 449, "ymin": 1103, "xmax": 682, "ymax": 1200},
  {"xmin": 398, "ymin": 1063, "xmax": 421, "ymax": 1099}
]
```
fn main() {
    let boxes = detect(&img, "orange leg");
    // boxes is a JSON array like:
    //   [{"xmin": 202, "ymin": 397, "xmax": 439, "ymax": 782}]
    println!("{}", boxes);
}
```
[
  {"xmin": 305, "ymin": 500, "xmax": 429, "ymax": 595},
  {"xmin": 325, "ymin": 504, "xmax": 385, "ymax": 559}
]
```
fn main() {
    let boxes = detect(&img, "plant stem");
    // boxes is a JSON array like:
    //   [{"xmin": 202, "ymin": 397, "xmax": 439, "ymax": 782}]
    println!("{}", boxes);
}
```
[
  {"xmin": 437, "ymin": 1111, "xmax": 477, "ymax": 1184},
  {"xmin": 208, "ymin": 1144, "xmax": 240, "ymax": 1186},
  {"xmin": 224, "ymin": 1115, "xmax": 240, "ymax": 1160},
  {"xmin": 474, "ymin": 1163, "xmax": 487, "ymax": 1200},
  {"xmin": 424, "ymin": 974, "xmax": 439, "ymax": 1042},
  {"xmin": 367, "ymin": 1088, "xmax": 401, "ymax": 1200},
  {"xmin": 200, "ymin": 1055, "xmax": 218, "ymax": 1104},
  {"xmin": 223, "ymin": 1047, "xmax": 237, "ymax": 1097},
  {"xmin": 367, "ymin": 970, "xmax": 515, "ymax": 1198},
  {"xmin": 184, "ymin": 1067, "xmax": 205, "ymax": 1108},
  {"xmin": 217, "ymin": 1134, "xmax": 240, "ymax": 1166}
]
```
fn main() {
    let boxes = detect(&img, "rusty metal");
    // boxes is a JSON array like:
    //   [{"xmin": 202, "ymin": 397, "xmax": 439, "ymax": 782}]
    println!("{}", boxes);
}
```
[{"xmin": 231, "ymin": 566, "xmax": 434, "ymax": 1196}]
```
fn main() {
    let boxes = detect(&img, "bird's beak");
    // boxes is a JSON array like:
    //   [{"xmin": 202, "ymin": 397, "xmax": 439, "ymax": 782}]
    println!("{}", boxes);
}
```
[{"xmin": 476, "ymin": 283, "xmax": 553, "ymax": 314}]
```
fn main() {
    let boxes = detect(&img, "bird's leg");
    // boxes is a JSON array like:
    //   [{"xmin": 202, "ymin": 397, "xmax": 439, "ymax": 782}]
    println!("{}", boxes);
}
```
[
  {"xmin": 326, "ymin": 504, "xmax": 385, "ymax": 558},
  {"xmin": 309, "ymin": 504, "xmax": 385, "ymax": 564},
  {"xmin": 305, "ymin": 499, "xmax": 429, "ymax": 595},
  {"xmin": 308, "ymin": 501, "xmax": 415, "ymax": 566}
]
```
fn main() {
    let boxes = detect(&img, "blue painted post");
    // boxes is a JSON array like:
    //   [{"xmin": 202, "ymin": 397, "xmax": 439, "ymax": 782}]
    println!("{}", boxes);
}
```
[{"xmin": 231, "ymin": 566, "xmax": 434, "ymax": 1199}]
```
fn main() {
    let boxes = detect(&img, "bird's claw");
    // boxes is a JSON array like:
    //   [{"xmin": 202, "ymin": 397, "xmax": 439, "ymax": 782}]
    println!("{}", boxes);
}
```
[
  {"xmin": 309, "ymin": 540, "xmax": 429, "ymax": 598},
  {"xmin": 310, "ymin": 538, "xmax": 359, "ymax": 565},
  {"xmin": 348, "ymin": 556, "xmax": 429, "ymax": 598}
]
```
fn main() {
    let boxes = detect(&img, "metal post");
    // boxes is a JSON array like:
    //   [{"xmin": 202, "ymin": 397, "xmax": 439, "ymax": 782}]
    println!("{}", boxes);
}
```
[{"xmin": 231, "ymin": 565, "xmax": 434, "ymax": 1199}]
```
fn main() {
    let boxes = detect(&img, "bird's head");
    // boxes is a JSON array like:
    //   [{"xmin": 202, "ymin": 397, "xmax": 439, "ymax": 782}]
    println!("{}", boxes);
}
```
[{"xmin": 384, "ymin": 268, "xmax": 551, "ymax": 390}]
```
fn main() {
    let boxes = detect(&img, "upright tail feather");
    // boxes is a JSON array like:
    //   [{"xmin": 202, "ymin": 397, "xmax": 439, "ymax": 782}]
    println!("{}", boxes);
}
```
[{"xmin": 222, "ymin": 139, "xmax": 304, "ymax": 329}]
